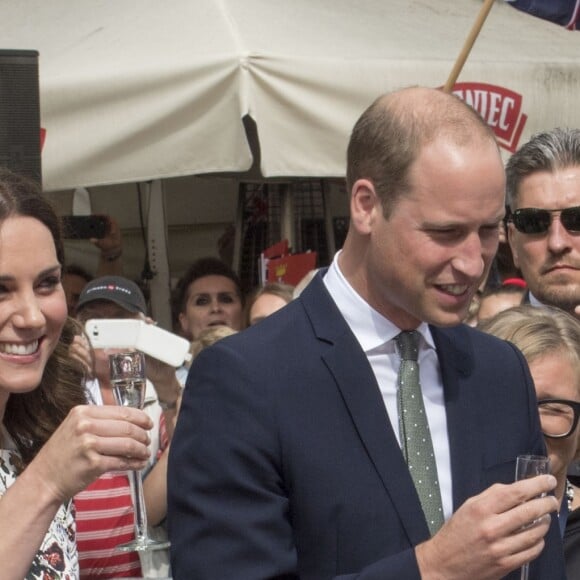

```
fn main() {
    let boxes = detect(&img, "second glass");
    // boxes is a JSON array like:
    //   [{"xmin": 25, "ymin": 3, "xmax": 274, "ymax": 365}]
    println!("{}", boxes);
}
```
[
  {"xmin": 109, "ymin": 351, "xmax": 170, "ymax": 553},
  {"xmin": 515, "ymin": 454, "xmax": 550, "ymax": 580}
]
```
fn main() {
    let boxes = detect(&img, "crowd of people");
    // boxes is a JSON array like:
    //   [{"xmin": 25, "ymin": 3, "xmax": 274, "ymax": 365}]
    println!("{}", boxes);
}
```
[{"xmin": 2, "ymin": 85, "xmax": 580, "ymax": 580}]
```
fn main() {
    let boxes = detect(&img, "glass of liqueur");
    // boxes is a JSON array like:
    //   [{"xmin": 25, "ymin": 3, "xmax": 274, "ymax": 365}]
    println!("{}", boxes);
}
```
[
  {"xmin": 515, "ymin": 455, "xmax": 550, "ymax": 580},
  {"xmin": 109, "ymin": 351, "xmax": 170, "ymax": 552}
]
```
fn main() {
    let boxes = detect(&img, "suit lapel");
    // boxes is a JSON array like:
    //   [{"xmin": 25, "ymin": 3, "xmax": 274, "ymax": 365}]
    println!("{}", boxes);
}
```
[
  {"xmin": 302, "ymin": 277, "xmax": 486, "ymax": 534},
  {"xmin": 431, "ymin": 326, "xmax": 483, "ymax": 509},
  {"xmin": 301, "ymin": 276, "xmax": 431, "ymax": 545},
  {"xmin": 323, "ymin": 335, "xmax": 431, "ymax": 545}
]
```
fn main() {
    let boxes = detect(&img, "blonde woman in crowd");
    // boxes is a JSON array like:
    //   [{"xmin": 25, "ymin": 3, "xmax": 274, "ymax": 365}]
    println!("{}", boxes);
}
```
[
  {"xmin": 479, "ymin": 304, "xmax": 580, "ymax": 578},
  {"xmin": 244, "ymin": 282, "xmax": 294, "ymax": 326}
]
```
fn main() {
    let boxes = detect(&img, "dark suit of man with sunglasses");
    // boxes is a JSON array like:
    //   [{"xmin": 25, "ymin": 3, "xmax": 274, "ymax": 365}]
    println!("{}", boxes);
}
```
[{"xmin": 507, "ymin": 127, "xmax": 580, "ymax": 319}]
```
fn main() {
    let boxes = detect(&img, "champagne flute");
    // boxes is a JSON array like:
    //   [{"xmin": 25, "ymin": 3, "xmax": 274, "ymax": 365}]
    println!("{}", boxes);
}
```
[
  {"xmin": 515, "ymin": 454, "xmax": 550, "ymax": 580},
  {"xmin": 110, "ymin": 351, "xmax": 170, "ymax": 552}
]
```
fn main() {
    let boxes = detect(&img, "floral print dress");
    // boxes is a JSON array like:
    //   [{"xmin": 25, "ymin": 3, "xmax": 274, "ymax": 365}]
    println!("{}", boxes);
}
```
[{"xmin": 0, "ymin": 431, "xmax": 79, "ymax": 579}]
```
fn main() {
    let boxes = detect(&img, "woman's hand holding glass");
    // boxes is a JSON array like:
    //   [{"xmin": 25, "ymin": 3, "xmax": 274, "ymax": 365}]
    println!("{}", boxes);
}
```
[{"xmin": 25, "ymin": 404, "xmax": 153, "ymax": 504}]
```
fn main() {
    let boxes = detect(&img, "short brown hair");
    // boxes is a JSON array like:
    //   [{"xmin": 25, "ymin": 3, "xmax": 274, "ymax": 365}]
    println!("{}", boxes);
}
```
[{"xmin": 346, "ymin": 87, "xmax": 497, "ymax": 217}]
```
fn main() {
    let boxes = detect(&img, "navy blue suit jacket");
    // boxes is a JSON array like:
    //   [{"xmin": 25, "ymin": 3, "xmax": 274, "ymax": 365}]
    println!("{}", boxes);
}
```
[{"xmin": 168, "ymin": 274, "xmax": 565, "ymax": 579}]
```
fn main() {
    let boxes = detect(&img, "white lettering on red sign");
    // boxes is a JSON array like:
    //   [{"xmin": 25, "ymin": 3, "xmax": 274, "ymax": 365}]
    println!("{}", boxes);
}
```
[{"xmin": 450, "ymin": 83, "xmax": 528, "ymax": 153}]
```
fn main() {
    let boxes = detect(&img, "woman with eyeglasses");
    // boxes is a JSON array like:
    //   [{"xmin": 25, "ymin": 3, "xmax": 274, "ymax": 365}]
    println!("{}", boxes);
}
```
[{"xmin": 479, "ymin": 304, "xmax": 580, "ymax": 576}]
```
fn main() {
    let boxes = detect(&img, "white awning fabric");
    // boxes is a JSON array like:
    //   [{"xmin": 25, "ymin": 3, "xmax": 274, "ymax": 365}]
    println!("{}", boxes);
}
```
[{"xmin": 3, "ymin": 0, "xmax": 580, "ymax": 190}]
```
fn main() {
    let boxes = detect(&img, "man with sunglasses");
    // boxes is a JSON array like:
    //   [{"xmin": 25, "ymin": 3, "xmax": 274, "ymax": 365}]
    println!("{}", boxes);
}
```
[
  {"xmin": 506, "ymin": 127, "xmax": 580, "ymax": 319},
  {"xmin": 506, "ymin": 127, "xmax": 580, "ymax": 573}
]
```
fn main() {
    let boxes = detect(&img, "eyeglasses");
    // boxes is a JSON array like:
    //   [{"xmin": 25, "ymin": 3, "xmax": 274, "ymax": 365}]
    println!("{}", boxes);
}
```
[
  {"xmin": 537, "ymin": 399, "xmax": 580, "ymax": 439},
  {"xmin": 509, "ymin": 206, "xmax": 580, "ymax": 235}
]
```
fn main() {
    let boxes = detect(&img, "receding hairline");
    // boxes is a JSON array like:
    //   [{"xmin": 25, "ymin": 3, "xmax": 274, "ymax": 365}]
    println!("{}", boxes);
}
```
[
  {"xmin": 346, "ymin": 87, "xmax": 500, "ymax": 202},
  {"xmin": 377, "ymin": 87, "xmax": 497, "ymax": 146}
]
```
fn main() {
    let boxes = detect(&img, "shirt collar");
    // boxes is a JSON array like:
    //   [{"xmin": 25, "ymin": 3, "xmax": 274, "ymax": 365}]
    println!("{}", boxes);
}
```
[
  {"xmin": 323, "ymin": 251, "xmax": 435, "ymax": 353},
  {"xmin": 528, "ymin": 291, "xmax": 544, "ymax": 308}
]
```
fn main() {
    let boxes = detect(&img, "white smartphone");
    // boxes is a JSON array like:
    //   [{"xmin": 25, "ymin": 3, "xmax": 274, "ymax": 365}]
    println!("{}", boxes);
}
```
[{"xmin": 84, "ymin": 319, "xmax": 192, "ymax": 367}]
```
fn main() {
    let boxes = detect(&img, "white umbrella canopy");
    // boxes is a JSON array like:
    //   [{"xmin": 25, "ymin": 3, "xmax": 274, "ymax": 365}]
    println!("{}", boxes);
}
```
[
  {"xmin": 2, "ymin": 0, "xmax": 580, "ymax": 191},
  {"xmin": 3, "ymin": 0, "xmax": 253, "ymax": 190}
]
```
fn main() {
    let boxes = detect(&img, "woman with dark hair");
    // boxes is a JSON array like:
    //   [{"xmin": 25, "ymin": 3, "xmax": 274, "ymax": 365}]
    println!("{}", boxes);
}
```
[
  {"xmin": 171, "ymin": 256, "xmax": 244, "ymax": 341},
  {"xmin": 0, "ymin": 168, "xmax": 153, "ymax": 579}
]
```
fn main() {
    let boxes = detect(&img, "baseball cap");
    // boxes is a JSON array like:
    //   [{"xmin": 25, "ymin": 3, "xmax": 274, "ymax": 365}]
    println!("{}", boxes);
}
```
[{"xmin": 76, "ymin": 276, "xmax": 147, "ymax": 315}]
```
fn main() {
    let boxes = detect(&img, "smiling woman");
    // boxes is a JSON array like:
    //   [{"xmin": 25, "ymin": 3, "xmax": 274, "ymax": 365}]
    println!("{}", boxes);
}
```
[{"xmin": 0, "ymin": 168, "xmax": 154, "ymax": 580}]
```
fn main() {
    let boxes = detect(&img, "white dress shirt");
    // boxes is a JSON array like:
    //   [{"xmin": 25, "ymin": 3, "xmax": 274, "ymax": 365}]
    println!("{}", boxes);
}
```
[
  {"xmin": 528, "ymin": 292, "xmax": 544, "ymax": 308},
  {"xmin": 323, "ymin": 253, "xmax": 453, "ymax": 521}
]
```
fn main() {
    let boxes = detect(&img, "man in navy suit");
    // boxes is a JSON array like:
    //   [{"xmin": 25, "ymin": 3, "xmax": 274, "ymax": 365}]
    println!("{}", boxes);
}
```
[{"xmin": 168, "ymin": 87, "xmax": 565, "ymax": 579}]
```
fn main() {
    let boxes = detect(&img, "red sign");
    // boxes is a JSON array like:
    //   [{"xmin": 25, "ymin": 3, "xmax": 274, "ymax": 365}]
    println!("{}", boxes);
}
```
[
  {"xmin": 262, "ymin": 239, "xmax": 289, "ymax": 260},
  {"xmin": 266, "ymin": 252, "xmax": 317, "ymax": 287},
  {"xmin": 451, "ymin": 82, "xmax": 528, "ymax": 153}
]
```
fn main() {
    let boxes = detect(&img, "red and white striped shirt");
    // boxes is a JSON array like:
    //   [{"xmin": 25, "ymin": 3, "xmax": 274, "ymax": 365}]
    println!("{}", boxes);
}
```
[{"xmin": 75, "ymin": 472, "xmax": 142, "ymax": 579}]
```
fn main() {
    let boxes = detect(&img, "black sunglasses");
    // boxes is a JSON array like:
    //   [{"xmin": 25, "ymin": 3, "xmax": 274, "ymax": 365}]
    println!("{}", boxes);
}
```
[{"xmin": 509, "ymin": 206, "xmax": 580, "ymax": 235}]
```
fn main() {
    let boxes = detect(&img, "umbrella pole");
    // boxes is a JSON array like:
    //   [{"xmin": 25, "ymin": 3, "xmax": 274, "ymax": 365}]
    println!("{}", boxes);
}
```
[{"xmin": 443, "ymin": 0, "xmax": 496, "ymax": 93}]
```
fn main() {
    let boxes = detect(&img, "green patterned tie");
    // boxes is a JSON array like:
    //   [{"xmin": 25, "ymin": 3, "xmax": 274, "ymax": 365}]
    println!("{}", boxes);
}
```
[{"xmin": 396, "ymin": 330, "xmax": 444, "ymax": 536}]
